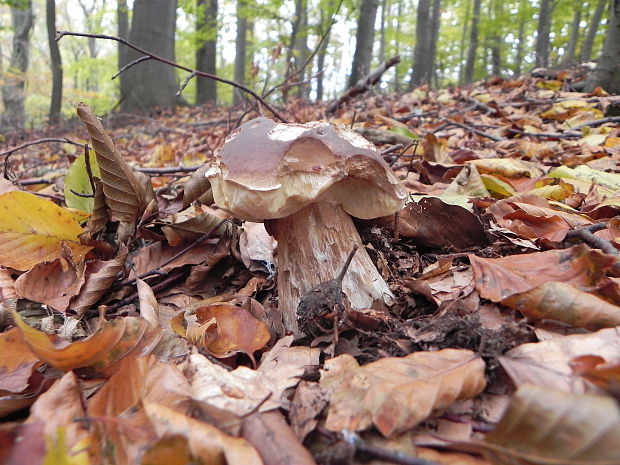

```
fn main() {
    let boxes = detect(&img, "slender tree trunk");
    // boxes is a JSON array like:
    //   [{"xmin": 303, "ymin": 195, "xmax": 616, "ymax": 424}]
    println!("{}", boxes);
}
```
[
  {"xmin": 233, "ymin": 0, "xmax": 247, "ymax": 104},
  {"xmin": 348, "ymin": 0, "xmax": 380, "ymax": 87},
  {"xmin": 316, "ymin": 2, "xmax": 333, "ymax": 101},
  {"xmin": 428, "ymin": 0, "xmax": 441, "ymax": 86},
  {"xmin": 581, "ymin": 0, "xmax": 607, "ymax": 62},
  {"xmin": 379, "ymin": 0, "xmax": 388, "ymax": 64},
  {"xmin": 584, "ymin": 0, "xmax": 620, "ymax": 93},
  {"xmin": 490, "ymin": 0, "xmax": 502, "ymax": 76},
  {"xmin": 564, "ymin": 4, "xmax": 582, "ymax": 64},
  {"xmin": 47, "ymin": 0, "xmax": 62, "ymax": 124},
  {"xmin": 196, "ymin": 0, "xmax": 218, "ymax": 104},
  {"xmin": 458, "ymin": 0, "xmax": 471, "ymax": 85},
  {"xmin": 513, "ymin": 0, "xmax": 527, "ymax": 76},
  {"xmin": 464, "ymin": 0, "xmax": 481, "ymax": 84},
  {"xmin": 535, "ymin": 0, "xmax": 553, "ymax": 67},
  {"xmin": 411, "ymin": 0, "xmax": 431, "ymax": 87},
  {"xmin": 394, "ymin": 0, "xmax": 403, "ymax": 91},
  {"xmin": 77, "ymin": 0, "xmax": 100, "ymax": 91},
  {"xmin": 117, "ymin": 0, "xmax": 130, "ymax": 103},
  {"xmin": 293, "ymin": 0, "xmax": 309, "ymax": 98},
  {"xmin": 122, "ymin": 0, "xmax": 184, "ymax": 111},
  {"xmin": 1, "ymin": 0, "xmax": 33, "ymax": 129}
]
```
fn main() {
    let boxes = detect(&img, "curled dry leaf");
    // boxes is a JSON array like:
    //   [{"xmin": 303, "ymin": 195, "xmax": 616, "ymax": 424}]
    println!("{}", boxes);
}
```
[
  {"xmin": 0, "ymin": 327, "xmax": 41, "ymax": 393},
  {"xmin": 81, "ymin": 179, "xmax": 109, "ymax": 239},
  {"xmin": 0, "ymin": 191, "xmax": 92, "ymax": 271},
  {"xmin": 502, "ymin": 281, "xmax": 620, "ymax": 330},
  {"xmin": 143, "ymin": 402, "xmax": 264, "ymax": 465},
  {"xmin": 183, "ymin": 163, "xmax": 212, "ymax": 208},
  {"xmin": 70, "ymin": 245, "xmax": 128, "ymax": 317},
  {"xmin": 136, "ymin": 278, "xmax": 160, "ymax": 327},
  {"xmin": 479, "ymin": 384, "xmax": 620, "ymax": 465},
  {"xmin": 321, "ymin": 349, "xmax": 486, "ymax": 437},
  {"xmin": 569, "ymin": 355, "xmax": 620, "ymax": 396},
  {"xmin": 177, "ymin": 301, "xmax": 270, "ymax": 365},
  {"xmin": 0, "ymin": 267, "xmax": 17, "ymax": 300},
  {"xmin": 15, "ymin": 245, "xmax": 86, "ymax": 312},
  {"xmin": 77, "ymin": 102, "xmax": 147, "ymax": 223},
  {"xmin": 11, "ymin": 310, "xmax": 158, "ymax": 376},
  {"xmin": 161, "ymin": 211, "xmax": 231, "ymax": 247}
]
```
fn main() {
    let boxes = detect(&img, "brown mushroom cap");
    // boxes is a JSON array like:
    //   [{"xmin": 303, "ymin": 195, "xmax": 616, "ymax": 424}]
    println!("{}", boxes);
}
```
[{"xmin": 205, "ymin": 117, "xmax": 407, "ymax": 222}]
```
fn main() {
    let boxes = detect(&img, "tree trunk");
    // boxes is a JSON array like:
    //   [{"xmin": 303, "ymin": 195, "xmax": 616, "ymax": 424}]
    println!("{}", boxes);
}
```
[
  {"xmin": 121, "ymin": 0, "xmax": 184, "ymax": 111},
  {"xmin": 394, "ymin": 0, "xmax": 403, "ymax": 91},
  {"xmin": 233, "ymin": 0, "xmax": 247, "ymax": 105},
  {"xmin": 535, "ymin": 0, "xmax": 553, "ymax": 68},
  {"xmin": 564, "ymin": 4, "xmax": 582, "ymax": 64},
  {"xmin": 196, "ymin": 0, "xmax": 218, "ymax": 104},
  {"xmin": 47, "ymin": 0, "xmax": 62, "ymax": 124},
  {"xmin": 513, "ymin": 0, "xmax": 527, "ymax": 76},
  {"xmin": 77, "ymin": 0, "xmax": 101, "ymax": 92},
  {"xmin": 379, "ymin": 0, "xmax": 388, "ymax": 64},
  {"xmin": 1, "ymin": 0, "xmax": 33, "ymax": 129},
  {"xmin": 458, "ymin": 0, "xmax": 471, "ymax": 85},
  {"xmin": 490, "ymin": 0, "xmax": 502, "ymax": 76},
  {"xmin": 581, "ymin": 0, "xmax": 607, "ymax": 62},
  {"xmin": 117, "ymin": 0, "xmax": 130, "ymax": 104},
  {"xmin": 348, "ymin": 0, "xmax": 380, "ymax": 87},
  {"xmin": 290, "ymin": 0, "xmax": 309, "ymax": 98},
  {"xmin": 315, "ymin": 2, "xmax": 333, "ymax": 101},
  {"xmin": 464, "ymin": 0, "xmax": 481, "ymax": 84},
  {"xmin": 411, "ymin": 0, "xmax": 431, "ymax": 87},
  {"xmin": 428, "ymin": 0, "xmax": 441, "ymax": 87},
  {"xmin": 584, "ymin": 0, "xmax": 620, "ymax": 93}
]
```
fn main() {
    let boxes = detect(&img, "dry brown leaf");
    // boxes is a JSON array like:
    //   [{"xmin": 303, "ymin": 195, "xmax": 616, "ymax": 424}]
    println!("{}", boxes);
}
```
[
  {"xmin": 188, "ymin": 335, "xmax": 320, "ymax": 415},
  {"xmin": 71, "ymin": 245, "xmax": 128, "ymax": 316},
  {"xmin": 183, "ymin": 164, "xmax": 212, "ymax": 207},
  {"xmin": 0, "ymin": 328, "xmax": 41, "ymax": 393},
  {"xmin": 569, "ymin": 355, "xmax": 620, "ymax": 395},
  {"xmin": 136, "ymin": 278, "xmax": 160, "ymax": 327},
  {"xmin": 416, "ymin": 447, "xmax": 492, "ymax": 465},
  {"xmin": 81, "ymin": 178, "xmax": 108, "ymax": 239},
  {"xmin": 321, "ymin": 349, "xmax": 486, "ymax": 437},
  {"xmin": 14, "ymin": 245, "xmax": 85, "ymax": 312},
  {"xmin": 502, "ymin": 281, "xmax": 620, "ymax": 330},
  {"xmin": 500, "ymin": 327, "xmax": 620, "ymax": 393},
  {"xmin": 144, "ymin": 402, "xmax": 264, "ymax": 465},
  {"xmin": 469, "ymin": 244, "xmax": 614, "ymax": 302},
  {"xmin": 479, "ymin": 384, "xmax": 620, "ymax": 465},
  {"xmin": 161, "ymin": 212, "xmax": 231, "ymax": 246},
  {"xmin": 77, "ymin": 102, "xmax": 147, "ymax": 223},
  {"xmin": 242, "ymin": 410, "xmax": 316, "ymax": 465},
  {"xmin": 0, "ymin": 267, "xmax": 17, "ymax": 300},
  {"xmin": 132, "ymin": 239, "xmax": 227, "ymax": 276}
]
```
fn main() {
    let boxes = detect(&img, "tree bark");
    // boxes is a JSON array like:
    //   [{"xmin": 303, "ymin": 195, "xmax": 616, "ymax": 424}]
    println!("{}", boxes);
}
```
[
  {"xmin": 564, "ymin": 4, "xmax": 582, "ymax": 64},
  {"xmin": 233, "ymin": 0, "xmax": 247, "ymax": 105},
  {"xmin": 411, "ymin": 0, "xmax": 431, "ymax": 87},
  {"xmin": 458, "ymin": 0, "xmax": 471, "ymax": 85},
  {"xmin": 464, "ymin": 0, "xmax": 481, "ymax": 84},
  {"xmin": 581, "ymin": 0, "xmax": 608, "ymax": 62},
  {"xmin": 535, "ymin": 0, "xmax": 553, "ymax": 68},
  {"xmin": 584, "ymin": 0, "xmax": 620, "ymax": 93},
  {"xmin": 394, "ymin": 0, "xmax": 403, "ymax": 91},
  {"xmin": 513, "ymin": 0, "xmax": 527, "ymax": 76},
  {"xmin": 47, "ymin": 0, "xmax": 62, "ymax": 124},
  {"xmin": 117, "ymin": 0, "xmax": 130, "ymax": 103},
  {"xmin": 1, "ymin": 0, "xmax": 33, "ymax": 129},
  {"xmin": 489, "ymin": 0, "xmax": 503, "ymax": 76},
  {"xmin": 379, "ymin": 0, "xmax": 388, "ymax": 64},
  {"xmin": 348, "ymin": 0, "xmax": 380, "ymax": 87},
  {"xmin": 291, "ymin": 0, "xmax": 310, "ymax": 99},
  {"xmin": 428, "ymin": 0, "xmax": 442, "ymax": 87},
  {"xmin": 316, "ymin": 1, "xmax": 334, "ymax": 101},
  {"xmin": 121, "ymin": 0, "xmax": 184, "ymax": 111},
  {"xmin": 196, "ymin": 0, "xmax": 218, "ymax": 104}
]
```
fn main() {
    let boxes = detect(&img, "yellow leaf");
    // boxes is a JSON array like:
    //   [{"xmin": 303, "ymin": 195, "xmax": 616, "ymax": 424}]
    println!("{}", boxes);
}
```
[{"xmin": 0, "ymin": 191, "xmax": 92, "ymax": 271}]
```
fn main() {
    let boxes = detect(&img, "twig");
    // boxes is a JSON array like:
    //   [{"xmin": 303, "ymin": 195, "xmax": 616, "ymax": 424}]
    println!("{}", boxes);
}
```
[
  {"xmin": 83, "ymin": 144, "xmax": 96, "ymax": 194},
  {"xmin": 507, "ymin": 128, "xmax": 582, "ymax": 139},
  {"xmin": 569, "ymin": 116, "xmax": 620, "ymax": 131},
  {"xmin": 0, "ymin": 137, "xmax": 84, "ymax": 158},
  {"xmin": 70, "ymin": 189, "xmax": 94, "ymax": 198},
  {"xmin": 56, "ymin": 30, "xmax": 287, "ymax": 123},
  {"xmin": 327, "ymin": 55, "xmax": 401, "ymax": 114},
  {"xmin": 342, "ymin": 431, "xmax": 440, "ymax": 465},
  {"xmin": 441, "ymin": 118, "xmax": 504, "ymax": 142},
  {"xmin": 111, "ymin": 55, "xmax": 151, "ymax": 79},
  {"xmin": 176, "ymin": 71, "xmax": 197, "ymax": 96},
  {"xmin": 566, "ymin": 222, "xmax": 618, "ymax": 256},
  {"xmin": 136, "ymin": 166, "xmax": 200, "ymax": 175}
]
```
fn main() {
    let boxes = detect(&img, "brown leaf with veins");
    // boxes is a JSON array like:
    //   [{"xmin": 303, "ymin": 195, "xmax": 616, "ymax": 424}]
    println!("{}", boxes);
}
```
[
  {"xmin": 469, "ymin": 244, "xmax": 615, "ymax": 302},
  {"xmin": 183, "ymin": 163, "xmax": 212, "ymax": 207},
  {"xmin": 77, "ymin": 102, "xmax": 147, "ymax": 223},
  {"xmin": 321, "ymin": 349, "xmax": 486, "ymax": 437},
  {"xmin": 479, "ymin": 384, "xmax": 620, "ymax": 465},
  {"xmin": 569, "ymin": 355, "xmax": 620, "ymax": 396},
  {"xmin": 0, "ymin": 267, "xmax": 16, "ymax": 300},
  {"xmin": 71, "ymin": 245, "xmax": 128, "ymax": 316},
  {"xmin": 502, "ymin": 281, "xmax": 620, "ymax": 330}
]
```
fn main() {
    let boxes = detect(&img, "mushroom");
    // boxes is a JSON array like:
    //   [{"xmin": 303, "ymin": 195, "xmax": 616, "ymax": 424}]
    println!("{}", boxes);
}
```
[{"xmin": 205, "ymin": 117, "xmax": 406, "ymax": 334}]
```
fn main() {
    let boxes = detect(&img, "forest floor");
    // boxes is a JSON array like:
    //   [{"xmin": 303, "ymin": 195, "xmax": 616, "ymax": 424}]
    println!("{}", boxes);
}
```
[{"xmin": 1, "ymin": 68, "xmax": 620, "ymax": 465}]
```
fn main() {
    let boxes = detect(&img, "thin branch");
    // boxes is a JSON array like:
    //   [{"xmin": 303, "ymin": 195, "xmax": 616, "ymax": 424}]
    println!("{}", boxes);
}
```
[
  {"xmin": 507, "ymin": 128, "xmax": 581, "ymax": 139},
  {"xmin": 56, "ymin": 30, "xmax": 287, "ymax": 123},
  {"xmin": 569, "ymin": 116, "xmax": 620, "ymax": 131},
  {"xmin": 111, "ymin": 55, "xmax": 151, "ymax": 79},
  {"xmin": 0, "ymin": 138, "xmax": 84, "ymax": 158},
  {"xmin": 441, "ymin": 118, "xmax": 504, "ymax": 142}
]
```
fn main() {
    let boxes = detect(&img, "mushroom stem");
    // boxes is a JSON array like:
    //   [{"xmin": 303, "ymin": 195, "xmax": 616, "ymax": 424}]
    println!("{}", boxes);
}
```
[{"xmin": 266, "ymin": 201, "xmax": 394, "ymax": 335}]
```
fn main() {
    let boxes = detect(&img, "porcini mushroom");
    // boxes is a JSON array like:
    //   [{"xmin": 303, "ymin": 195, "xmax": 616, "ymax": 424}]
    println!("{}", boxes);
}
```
[{"xmin": 205, "ymin": 117, "xmax": 406, "ymax": 334}]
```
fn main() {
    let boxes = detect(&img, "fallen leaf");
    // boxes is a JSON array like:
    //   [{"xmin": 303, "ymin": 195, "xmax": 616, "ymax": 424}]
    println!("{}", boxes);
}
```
[
  {"xmin": 479, "ymin": 384, "xmax": 620, "ymax": 465},
  {"xmin": 321, "ymin": 349, "xmax": 486, "ymax": 437},
  {"xmin": 64, "ymin": 149, "xmax": 101, "ymax": 212},
  {"xmin": 0, "ymin": 191, "xmax": 92, "ymax": 271},
  {"xmin": 0, "ymin": 328, "xmax": 41, "ymax": 393}
]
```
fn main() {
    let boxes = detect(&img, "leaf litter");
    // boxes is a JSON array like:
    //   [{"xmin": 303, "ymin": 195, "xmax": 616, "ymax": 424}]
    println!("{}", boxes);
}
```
[{"xmin": 1, "ymin": 72, "xmax": 620, "ymax": 464}]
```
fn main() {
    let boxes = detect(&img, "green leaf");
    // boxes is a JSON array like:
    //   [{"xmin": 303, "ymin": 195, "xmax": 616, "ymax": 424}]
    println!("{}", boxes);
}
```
[
  {"xmin": 388, "ymin": 126, "xmax": 420, "ymax": 140},
  {"xmin": 64, "ymin": 151, "xmax": 101, "ymax": 212}
]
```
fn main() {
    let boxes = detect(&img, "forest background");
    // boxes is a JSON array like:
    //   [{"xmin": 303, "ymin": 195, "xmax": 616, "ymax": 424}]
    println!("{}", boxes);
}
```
[{"xmin": 0, "ymin": 0, "xmax": 615, "ymax": 131}]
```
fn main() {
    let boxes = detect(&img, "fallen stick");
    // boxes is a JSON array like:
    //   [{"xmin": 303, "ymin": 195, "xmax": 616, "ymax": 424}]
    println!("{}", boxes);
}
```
[{"xmin": 327, "ymin": 55, "xmax": 400, "ymax": 114}]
